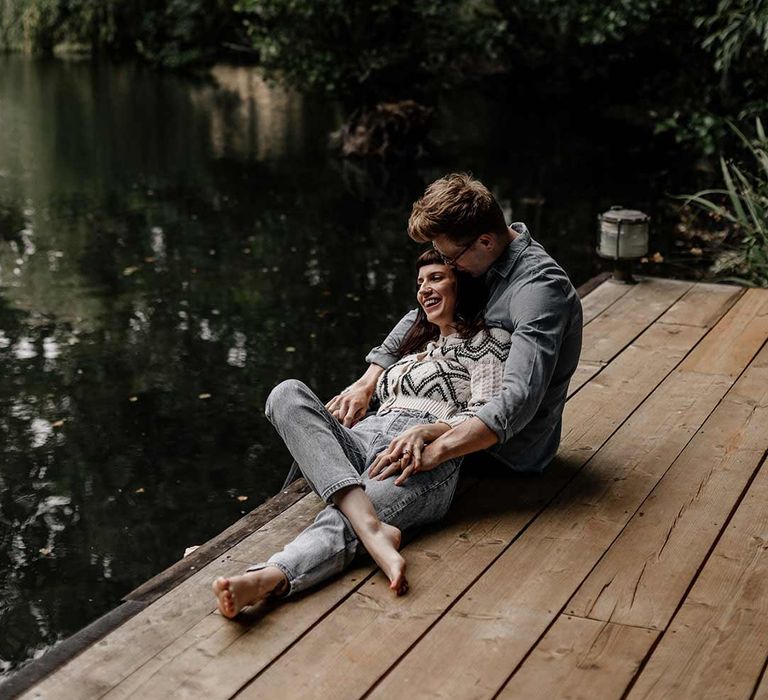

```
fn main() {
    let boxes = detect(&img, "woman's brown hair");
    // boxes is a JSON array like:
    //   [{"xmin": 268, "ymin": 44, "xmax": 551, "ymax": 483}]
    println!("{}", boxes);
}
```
[{"xmin": 396, "ymin": 249, "xmax": 488, "ymax": 358}]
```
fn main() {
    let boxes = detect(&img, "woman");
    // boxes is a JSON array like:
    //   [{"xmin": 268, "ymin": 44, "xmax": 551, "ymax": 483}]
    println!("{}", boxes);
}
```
[{"xmin": 213, "ymin": 250, "xmax": 511, "ymax": 617}]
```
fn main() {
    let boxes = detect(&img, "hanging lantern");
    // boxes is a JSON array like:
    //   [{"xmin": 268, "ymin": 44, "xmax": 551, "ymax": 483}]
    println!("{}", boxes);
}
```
[{"xmin": 597, "ymin": 206, "xmax": 650, "ymax": 284}]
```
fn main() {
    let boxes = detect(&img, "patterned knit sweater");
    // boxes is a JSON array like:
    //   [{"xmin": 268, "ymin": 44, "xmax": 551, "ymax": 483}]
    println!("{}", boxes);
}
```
[{"xmin": 374, "ymin": 326, "xmax": 511, "ymax": 427}]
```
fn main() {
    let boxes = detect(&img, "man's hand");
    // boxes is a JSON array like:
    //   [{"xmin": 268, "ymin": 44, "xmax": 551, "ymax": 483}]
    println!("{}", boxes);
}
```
[
  {"xmin": 371, "ymin": 417, "xmax": 499, "ymax": 486},
  {"xmin": 326, "ymin": 384, "xmax": 373, "ymax": 427},
  {"xmin": 369, "ymin": 423, "xmax": 450, "ymax": 485}
]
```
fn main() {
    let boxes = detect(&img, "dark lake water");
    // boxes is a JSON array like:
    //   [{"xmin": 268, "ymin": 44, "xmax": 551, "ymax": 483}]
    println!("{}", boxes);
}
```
[{"xmin": 0, "ymin": 55, "xmax": 698, "ymax": 677}]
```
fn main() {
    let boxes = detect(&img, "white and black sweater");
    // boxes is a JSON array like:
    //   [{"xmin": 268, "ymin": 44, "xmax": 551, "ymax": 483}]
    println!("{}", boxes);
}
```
[{"xmin": 374, "ymin": 326, "xmax": 511, "ymax": 427}]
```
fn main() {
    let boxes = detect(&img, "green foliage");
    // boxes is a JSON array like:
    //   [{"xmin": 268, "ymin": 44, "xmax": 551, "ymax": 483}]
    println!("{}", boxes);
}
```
[
  {"xmin": 0, "ymin": 0, "xmax": 240, "ymax": 68},
  {"xmin": 697, "ymin": 0, "xmax": 768, "ymax": 74},
  {"xmin": 684, "ymin": 118, "xmax": 768, "ymax": 286},
  {"xmin": 235, "ymin": 0, "xmax": 507, "ymax": 102}
]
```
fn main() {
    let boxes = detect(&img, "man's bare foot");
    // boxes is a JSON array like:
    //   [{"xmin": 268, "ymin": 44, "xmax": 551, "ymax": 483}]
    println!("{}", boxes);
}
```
[
  {"xmin": 358, "ymin": 521, "xmax": 408, "ymax": 596},
  {"xmin": 212, "ymin": 567, "xmax": 288, "ymax": 618}
]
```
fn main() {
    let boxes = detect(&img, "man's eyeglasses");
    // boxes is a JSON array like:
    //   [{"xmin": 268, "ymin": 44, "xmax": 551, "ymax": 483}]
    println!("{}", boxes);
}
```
[{"xmin": 432, "ymin": 237, "xmax": 477, "ymax": 266}]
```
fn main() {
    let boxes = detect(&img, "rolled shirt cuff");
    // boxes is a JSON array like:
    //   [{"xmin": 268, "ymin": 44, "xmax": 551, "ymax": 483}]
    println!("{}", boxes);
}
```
[
  {"xmin": 473, "ymin": 404, "xmax": 508, "ymax": 443},
  {"xmin": 364, "ymin": 348, "xmax": 398, "ymax": 369}
]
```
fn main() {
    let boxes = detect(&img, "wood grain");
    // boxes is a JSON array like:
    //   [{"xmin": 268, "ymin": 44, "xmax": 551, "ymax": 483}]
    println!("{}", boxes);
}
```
[
  {"xmin": 567, "ymin": 352, "xmax": 768, "ymax": 630},
  {"xmin": 580, "ymin": 278, "xmax": 632, "ymax": 325},
  {"xmin": 580, "ymin": 277, "xmax": 691, "ymax": 363},
  {"xmin": 626, "ymin": 456, "xmax": 768, "ymax": 700},
  {"xmin": 497, "ymin": 615, "xmax": 658, "ymax": 700},
  {"xmin": 657, "ymin": 281, "xmax": 742, "ymax": 328},
  {"xmin": 680, "ymin": 288, "xmax": 768, "ymax": 377}
]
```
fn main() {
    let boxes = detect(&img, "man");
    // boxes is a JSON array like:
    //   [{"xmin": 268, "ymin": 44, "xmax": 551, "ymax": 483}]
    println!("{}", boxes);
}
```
[{"xmin": 326, "ymin": 172, "xmax": 583, "ymax": 478}]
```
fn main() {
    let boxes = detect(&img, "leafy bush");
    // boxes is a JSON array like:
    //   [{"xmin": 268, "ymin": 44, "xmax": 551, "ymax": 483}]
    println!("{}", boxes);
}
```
[
  {"xmin": 684, "ymin": 118, "xmax": 768, "ymax": 286},
  {"xmin": 235, "ymin": 0, "xmax": 508, "ymax": 104}
]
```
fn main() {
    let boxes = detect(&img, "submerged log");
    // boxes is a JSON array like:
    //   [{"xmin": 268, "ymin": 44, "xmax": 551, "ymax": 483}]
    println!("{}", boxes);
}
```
[{"xmin": 332, "ymin": 100, "xmax": 433, "ymax": 159}]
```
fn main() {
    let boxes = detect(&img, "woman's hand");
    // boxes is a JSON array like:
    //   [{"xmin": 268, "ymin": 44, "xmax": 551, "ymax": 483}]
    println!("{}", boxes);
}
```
[{"xmin": 369, "ymin": 422, "xmax": 450, "ymax": 484}]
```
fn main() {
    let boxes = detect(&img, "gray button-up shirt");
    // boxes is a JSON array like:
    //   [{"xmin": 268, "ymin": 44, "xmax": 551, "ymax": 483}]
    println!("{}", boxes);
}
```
[{"xmin": 365, "ymin": 223, "xmax": 583, "ymax": 473}]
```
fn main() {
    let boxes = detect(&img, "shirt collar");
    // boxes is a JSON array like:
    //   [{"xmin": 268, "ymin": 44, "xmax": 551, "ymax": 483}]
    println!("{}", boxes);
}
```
[{"xmin": 487, "ymin": 222, "xmax": 531, "ymax": 280}]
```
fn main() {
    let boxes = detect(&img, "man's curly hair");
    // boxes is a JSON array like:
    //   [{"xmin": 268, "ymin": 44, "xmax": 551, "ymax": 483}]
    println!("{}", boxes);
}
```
[{"xmin": 408, "ymin": 173, "xmax": 508, "ymax": 244}]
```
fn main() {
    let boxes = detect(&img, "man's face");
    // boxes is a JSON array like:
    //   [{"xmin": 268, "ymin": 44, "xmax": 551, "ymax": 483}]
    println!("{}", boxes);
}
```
[{"xmin": 431, "ymin": 234, "xmax": 493, "ymax": 277}]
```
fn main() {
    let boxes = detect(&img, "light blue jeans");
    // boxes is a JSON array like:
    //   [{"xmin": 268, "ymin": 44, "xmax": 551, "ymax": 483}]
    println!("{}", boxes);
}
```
[{"xmin": 247, "ymin": 379, "xmax": 463, "ymax": 596}]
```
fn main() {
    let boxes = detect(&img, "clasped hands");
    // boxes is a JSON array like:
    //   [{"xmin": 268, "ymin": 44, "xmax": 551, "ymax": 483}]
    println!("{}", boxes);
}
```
[{"xmin": 368, "ymin": 423, "xmax": 448, "ymax": 486}]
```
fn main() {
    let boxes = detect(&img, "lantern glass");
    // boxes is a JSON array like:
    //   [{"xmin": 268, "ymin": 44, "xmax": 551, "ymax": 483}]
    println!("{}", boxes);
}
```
[{"xmin": 597, "ymin": 208, "xmax": 650, "ymax": 260}]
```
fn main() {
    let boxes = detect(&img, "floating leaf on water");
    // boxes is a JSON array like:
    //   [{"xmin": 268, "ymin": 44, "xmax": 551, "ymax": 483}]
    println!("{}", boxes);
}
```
[
  {"xmin": 243, "ymin": 248, "xmax": 251, "ymax": 254},
  {"xmin": 144, "ymin": 257, "xmax": 157, "ymax": 263},
  {"xmin": 198, "ymin": 393, "xmax": 212, "ymax": 399},
  {"xmin": 236, "ymin": 495, "xmax": 248, "ymax": 502},
  {"xmin": 690, "ymin": 247, "xmax": 703, "ymax": 256},
  {"xmin": 39, "ymin": 547, "xmax": 52, "ymax": 556},
  {"xmin": 51, "ymin": 419, "xmax": 65, "ymax": 428},
  {"xmin": 134, "ymin": 487, "xmax": 145, "ymax": 494},
  {"xmin": 285, "ymin": 346, "xmax": 296, "ymax": 353},
  {"xmin": 129, "ymin": 396, "xmax": 138, "ymax": 402},
  {"xmin": 122, "ymin": 266, "xmax": 140, "ymax": 276}
]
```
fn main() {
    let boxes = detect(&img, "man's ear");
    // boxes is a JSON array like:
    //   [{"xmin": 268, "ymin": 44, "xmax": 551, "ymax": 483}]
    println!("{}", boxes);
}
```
[{"xmin": 477, "ymin": 233, "xmax": 495, "ymax": 250}]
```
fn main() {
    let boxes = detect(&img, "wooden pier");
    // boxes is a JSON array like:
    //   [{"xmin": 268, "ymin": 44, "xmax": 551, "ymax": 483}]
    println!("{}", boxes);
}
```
[{"xmin": 7, "ymin": 275, "xmax": 768, "ymax": 700}]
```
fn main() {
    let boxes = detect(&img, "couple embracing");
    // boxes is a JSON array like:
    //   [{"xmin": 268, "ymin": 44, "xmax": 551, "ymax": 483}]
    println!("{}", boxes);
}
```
[{"xmin": 213, "ymin": 173, "xmax": 583, "ymax": 615}]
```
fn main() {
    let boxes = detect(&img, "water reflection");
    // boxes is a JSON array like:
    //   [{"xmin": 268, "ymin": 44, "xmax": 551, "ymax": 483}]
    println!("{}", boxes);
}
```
[{"xmin": 0, "ymin": 54, "xmax": 689, "ymax": 679}]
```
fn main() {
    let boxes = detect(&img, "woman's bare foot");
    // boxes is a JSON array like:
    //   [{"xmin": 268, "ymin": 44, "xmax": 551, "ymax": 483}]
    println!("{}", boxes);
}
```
[
  {"xmin": 358, "ymin": 521, "xmax": 408, "ymax": 596},
  {"xmin": 212, "ymin": 567, "xmax": 288, "ymax": 618}
]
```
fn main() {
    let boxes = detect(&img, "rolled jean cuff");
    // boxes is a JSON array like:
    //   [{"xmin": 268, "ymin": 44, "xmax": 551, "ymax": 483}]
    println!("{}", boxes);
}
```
[
  {"xmin": 245, "ymin": 560, "xmax": 295, "ymax": 598},
  {"xmin": 320, "ymin": 476, "xmax": 365, "ymax": 504}
]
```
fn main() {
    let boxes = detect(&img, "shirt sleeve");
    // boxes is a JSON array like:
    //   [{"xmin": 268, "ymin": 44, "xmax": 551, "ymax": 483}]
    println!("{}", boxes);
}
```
[
  {"xmin": 364, "ymin": 309, "xmax": 418, "ymax": 369},
  {"xmin": 445, "ymin": 357, "xmax": 505, "ymax": 428},
  {"xmin": 473, "ymin": 279, "xmax": 574, "ymax": 443}
]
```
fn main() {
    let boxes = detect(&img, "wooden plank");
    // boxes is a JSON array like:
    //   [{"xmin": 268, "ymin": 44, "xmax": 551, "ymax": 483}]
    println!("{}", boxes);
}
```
[
  {"xmin": 567, "ymin": 360, "xmax": 604, "ymax": 398},
  {"xmin": 110, "ymin": 313, "xmax": 714, "ymax": 699},
  {"xmin": 580, "ymin": 277, "xmax": 692, "ymax": 363},
  {"xmin": 576, "ymin": 271, "xmax": 613, "ymax": 304},
  {"xmin": 567, "ymin": 349, "xmax": 768, "ymax": 630},
  {"xmin": 580, "ymin": 278, "xmax": 632, "ymax": 325},
  {"xmin": 680, "ymin": 288, "xmax": 768, "ymax": 377},
  {"xmin": 362, "ymin": 295, "xmax": 762, "ymax": 699},
  {"xmin": 626, "ymin": 455, "xmax": 768, "ymax": 700},
  {"xmin": 496, "ymin": 615, "xmax": 658, "ymax": 700},
  {"xmin": 657, "ymin": 281, "xmax": 742, "ymax": 328}
]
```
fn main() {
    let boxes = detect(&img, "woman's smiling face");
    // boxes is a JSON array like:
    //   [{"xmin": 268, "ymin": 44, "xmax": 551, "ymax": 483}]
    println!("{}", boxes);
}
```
[{"xmin": 417, "ymin": 263, "xmax": 457, "ymax": 329}]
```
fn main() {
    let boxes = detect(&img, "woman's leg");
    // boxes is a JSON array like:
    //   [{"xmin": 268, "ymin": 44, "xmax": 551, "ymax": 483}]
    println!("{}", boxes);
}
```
[{"xmin": 214, "ymin": 380, "xmax": 406, "ymax": 616}]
